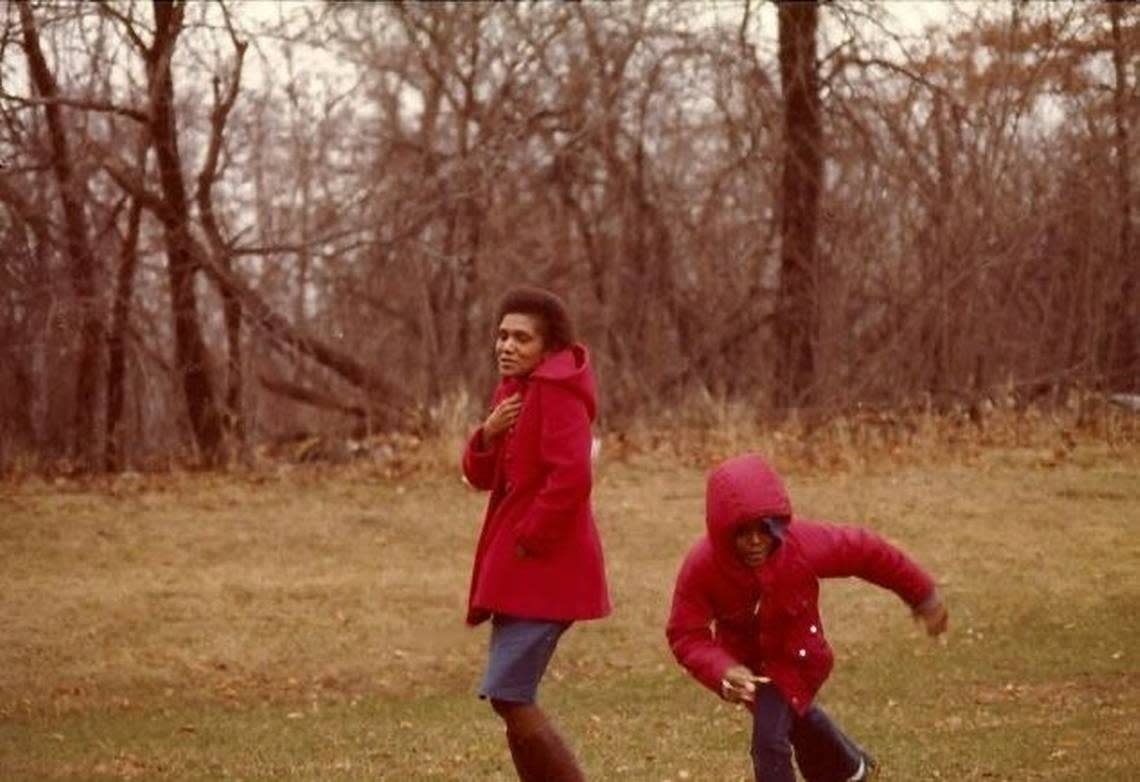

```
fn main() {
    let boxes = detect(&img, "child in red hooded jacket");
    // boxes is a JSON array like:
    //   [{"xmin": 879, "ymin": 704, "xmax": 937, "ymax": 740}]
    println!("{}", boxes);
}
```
[
  {"xmin": 463, "ymin": 286, "xmax": 610, "ymax": 781},
  {"xmin": 666, "ymin": 454, "xmax": 948, "ymax": 781}
]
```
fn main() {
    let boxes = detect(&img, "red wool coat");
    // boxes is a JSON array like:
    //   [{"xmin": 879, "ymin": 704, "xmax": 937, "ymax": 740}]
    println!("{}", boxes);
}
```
[
  {"xmin": 462, "ymin": 345, "xmax": 610, "ymax": 626},
  {"xmin": 666, "ymin": 454, "xmax": 936, "ymax": 714}
]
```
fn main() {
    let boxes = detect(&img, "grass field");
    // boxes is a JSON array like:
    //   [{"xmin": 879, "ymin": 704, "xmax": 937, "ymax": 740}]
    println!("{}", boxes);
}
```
[{"xmin": 1, "ymin": 441, "xmax": 1137, "ymax": 780}]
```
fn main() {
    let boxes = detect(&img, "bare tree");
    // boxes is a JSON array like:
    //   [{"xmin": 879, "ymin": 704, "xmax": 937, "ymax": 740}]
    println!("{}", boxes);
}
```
[
  {"xmin": 774, "ymin": 0, "xmax": 823, "ymax": 409},
  {"xmin": 17, "ymin": 3, "xmax": 104, "ymax": 468},
  {"xmin": 1104, "ymin": 2, "xmax": 1137, "ymax": 391},
  {"xmin": 100, "ymin": 1, "xmax": 227, "ymax": 466},
  {"xmin": 194, "ymin": 2, "xmax": 248, "ymax": 450},
  {"xmin": 104, "ymin": 131, "xmax": 147, "ymax": 472},
  {"xmin": 1, "ymin": 1, "xmax": 1135, "ymax": 469}
]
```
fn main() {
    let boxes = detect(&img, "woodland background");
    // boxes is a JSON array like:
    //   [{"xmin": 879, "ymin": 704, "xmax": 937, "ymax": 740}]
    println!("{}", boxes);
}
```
[{"xmin": 1, "ymin": 0, "xmax": 1137, "ymax": 472}]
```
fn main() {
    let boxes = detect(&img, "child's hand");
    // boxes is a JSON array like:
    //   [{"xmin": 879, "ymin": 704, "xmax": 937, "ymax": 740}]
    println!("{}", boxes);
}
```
[
  {"xmin": 915, "ymin": 597, "xmax": 949, "ymax": 637},
  {"xmin": 720, "ymin": 665, "xmax": 769, "ymax": 704}
]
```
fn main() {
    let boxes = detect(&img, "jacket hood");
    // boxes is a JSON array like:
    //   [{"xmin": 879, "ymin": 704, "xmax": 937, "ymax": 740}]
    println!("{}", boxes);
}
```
[
  {"xmin": 706, "ymin": 453, "xmax": 793, "ymax": 559},
  {"xmin": 530, "ymin": 343, "xmax": 597, "ymax": 421}
]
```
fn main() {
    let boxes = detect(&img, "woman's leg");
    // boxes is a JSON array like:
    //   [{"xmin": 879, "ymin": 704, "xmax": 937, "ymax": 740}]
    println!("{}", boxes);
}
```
[
  {"xmin": 479, "ymin": 617, "xmax": 581, "ymax": 780},
  {"xmin": 491, "ymin": 699, "xmax": 585, "ymax": 782},
  {"xmin": 751, "ymin": 684, "xmax": 797, "ymax": 782}
]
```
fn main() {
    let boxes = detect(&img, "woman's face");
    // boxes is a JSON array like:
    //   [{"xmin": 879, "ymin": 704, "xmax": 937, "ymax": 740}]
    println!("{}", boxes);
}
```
[{"xmin": 495, "ymin": 313, "xmax": 547, "ymax": 377}]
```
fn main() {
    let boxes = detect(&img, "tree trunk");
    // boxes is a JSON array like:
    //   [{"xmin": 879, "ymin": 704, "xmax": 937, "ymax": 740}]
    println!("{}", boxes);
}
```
[
  {"xmin": 196, "ymin": 25, "xmax": 249, "ymax": 455},
  {"xmin": 1104, "ymin": 3, "xmax": 1137, "ymax": 391},
  {"xmin": 774, "ymin": 1, "xmax": 823, "ymax": 409},
  {"xmin": 105, "ymin": 195, "xmax": 143, "ymax": 472},
  {"xmin": 928, "ymin": 90, "xmax": 953, "ymax": 396},
  {"xmin": 147, "ymin": 0, "xmax": 225, "ymax": 466},
  {"xmin": 18, "ymin": 4, "xmax": 104, "ymax": 470}
]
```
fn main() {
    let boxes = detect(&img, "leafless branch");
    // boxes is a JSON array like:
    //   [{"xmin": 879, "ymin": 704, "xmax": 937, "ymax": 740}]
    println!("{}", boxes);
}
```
[{"xmin": 0, "ymin": 91, "xmax": 149, "ymax": 123}]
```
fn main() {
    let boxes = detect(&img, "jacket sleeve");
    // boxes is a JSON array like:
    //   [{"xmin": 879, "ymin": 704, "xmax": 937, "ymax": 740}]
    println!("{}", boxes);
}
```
[
  {"xmin": 461, "ymin": 425, "xmax": 499, "ymax": 491},
  {"xmin": 514, "ymin": 383, "xmax": 592, "ymax": 555},
  {"xmin": 796, "ymin": 520, "xmax": 937, "ymax": 608},
  {"xmin": 665, "ymin": 547, "xmax": 740, "ymax": 697}
]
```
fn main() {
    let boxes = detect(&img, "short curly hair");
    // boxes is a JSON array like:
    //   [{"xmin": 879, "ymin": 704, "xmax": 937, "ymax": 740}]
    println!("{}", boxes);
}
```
[{"xmin": 496, "ymin": 285, "xmax": 576, "ymax": 353}]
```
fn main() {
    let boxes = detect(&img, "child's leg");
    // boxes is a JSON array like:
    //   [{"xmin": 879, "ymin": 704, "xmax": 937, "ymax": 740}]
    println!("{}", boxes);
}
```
[
  {"xmin": 750, "ymin": 684, "xmax": 797, "ymax": 782},
  {"xmin": 789, "ymin": 705, "xmax": 864, "ymax": 782}
]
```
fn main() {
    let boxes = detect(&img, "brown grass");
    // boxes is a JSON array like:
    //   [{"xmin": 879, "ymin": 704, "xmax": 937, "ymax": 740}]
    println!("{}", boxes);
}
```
[{"xmin": 1, "ymin": 417, "xmax": 1138, "ymax": 780}]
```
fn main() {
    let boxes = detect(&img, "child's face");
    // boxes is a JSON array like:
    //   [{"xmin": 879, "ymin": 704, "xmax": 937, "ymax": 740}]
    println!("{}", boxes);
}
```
[{"xmin": 734, "ymin": 520, "xmax": 775, "ymax": 567}]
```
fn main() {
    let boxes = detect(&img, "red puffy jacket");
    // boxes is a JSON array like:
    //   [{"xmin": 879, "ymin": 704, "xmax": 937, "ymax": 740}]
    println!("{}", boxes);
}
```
[
  {"xmin": 462, "ymin": 345, "xmax": 610, "ymax": 626},
  {"xmin": 666, "ymin": 454, "xmax": 937, "ymax": 714}
]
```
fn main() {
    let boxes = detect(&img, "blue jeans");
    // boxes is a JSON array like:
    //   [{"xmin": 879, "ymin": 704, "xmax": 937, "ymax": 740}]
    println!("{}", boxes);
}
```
[{"xmin": 751, "ymin": 684, "xmax": 862, "ymax": 782}]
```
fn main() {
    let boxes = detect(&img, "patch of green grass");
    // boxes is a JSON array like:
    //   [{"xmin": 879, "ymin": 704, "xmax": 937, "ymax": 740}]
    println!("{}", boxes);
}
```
[{"xmin": 1, "ymin": 447, "xmax": 1138, "ymax": 780}]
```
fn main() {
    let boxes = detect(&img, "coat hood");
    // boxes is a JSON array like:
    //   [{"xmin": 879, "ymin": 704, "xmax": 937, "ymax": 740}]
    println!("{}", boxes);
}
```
[
  {"xmin": 530, "ymin": 343, "xmax": 597, "ymax": 421},
  {"xmin": 706, "ymin": 453, "xmax": 793, "ymax": 559}
]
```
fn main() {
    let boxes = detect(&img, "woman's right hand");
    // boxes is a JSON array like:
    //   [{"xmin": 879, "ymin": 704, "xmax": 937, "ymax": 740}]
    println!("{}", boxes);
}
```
[{"xmin": 482, "ymin": 393, "xmax": 523, "ymax": 443}]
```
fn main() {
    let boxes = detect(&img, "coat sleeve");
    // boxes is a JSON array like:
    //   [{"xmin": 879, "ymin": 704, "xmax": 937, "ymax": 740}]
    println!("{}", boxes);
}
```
[
  {"xmin": 796, "ymin": 520, "xmax": 937, "ymax": 608},
  {"xmin": 462, "ymin": 384, "xmax": 511, "ymax": 491},
  {"xmin": 514, "ymin": 383, "xmax": 592, "ymax": 555},
  {"xmin": 665, "ymin": 546, "xmax": 740, "ymax": 697},
  {"xmin": 461, "ymin": 426, "xmax": 499, "ymax": 491}
]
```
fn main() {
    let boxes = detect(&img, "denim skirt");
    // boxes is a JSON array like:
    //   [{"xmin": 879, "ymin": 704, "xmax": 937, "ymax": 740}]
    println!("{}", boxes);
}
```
[{"xmin": 478, "ymin": 614, "xmax": 571, "ymax": 704}]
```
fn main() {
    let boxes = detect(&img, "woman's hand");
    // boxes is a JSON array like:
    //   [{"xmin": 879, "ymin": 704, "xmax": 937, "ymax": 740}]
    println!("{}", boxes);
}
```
[
  {"xmin": 720, "ymin": 664, "xmax": 769, "ymax": 704},
  {"xmin": 482, "ymin": 393, "xmax": 523, "ymax": 443}
]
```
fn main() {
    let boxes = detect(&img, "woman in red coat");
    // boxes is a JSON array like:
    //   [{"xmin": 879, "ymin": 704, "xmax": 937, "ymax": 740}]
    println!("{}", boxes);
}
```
[
  {"xmin": 667, "ymin": 453, "xmax": 948, "ymax": 781},
  {"xmin": 462, "ymin": 286, "xmax": 609, "ymax": 781}
]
